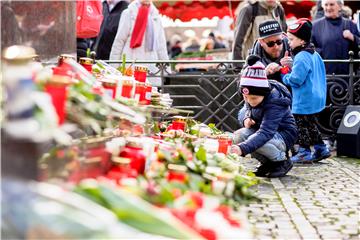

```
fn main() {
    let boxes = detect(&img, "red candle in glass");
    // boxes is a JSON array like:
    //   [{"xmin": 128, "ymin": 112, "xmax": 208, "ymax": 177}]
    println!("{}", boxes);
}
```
[
  {"xmin": 102, "ymin": 80, "xmax": 117, "ymax": 99},
  {"xmin": 171, "ymin": 116, "xmax": 187, "ymax": 131},
  {"xmin": 121, "ymin": 79, "xmax": 133, "ymax": 98},
  {"xmin": 79, "ymin": 57, "xmax": 93, "ymax": 73},
  {"xmin": 144, "ymin": 83, "xmax": 152, "ymax": 105},
  {"xmin": 135, "ymin": 82, "xmax": 146, "ymax": 104},
  {"xmin": 45, "ymin": 67, "xmax": 71, "ymax": 125},
  {"xmin": 58, "ymin": 54, "xmax": 76, "ymax": 67},
  {"xmin": 167, "ymin": 164, "xmax": 187, "ymax": 183},
  {"xmin": 134, "ymin": 65, "xmax": 148, "ymax": 83},
  {"xmin": 218, "ymin": 138, "xmax": 230, "ymax": 154},
  {"xmin": 119, "ymin": 139, "xmax": 146, "ymax": 175},
  {"xmin": 107, "ymin": 157, "xmax": 137, "ymax": 180}
]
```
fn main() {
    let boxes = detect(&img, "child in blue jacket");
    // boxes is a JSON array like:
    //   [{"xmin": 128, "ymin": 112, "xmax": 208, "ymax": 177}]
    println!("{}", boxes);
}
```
[
  {"xmin": 281, "ymin": 18, "xmax": 331, "ymax": 163},
  {"xmin": 231, "ymin": 55, "xmax": 297, "ymax": 178}
]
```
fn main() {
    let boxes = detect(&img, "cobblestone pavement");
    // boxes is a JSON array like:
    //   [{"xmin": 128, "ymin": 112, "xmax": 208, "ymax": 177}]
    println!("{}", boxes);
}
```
[{"xmin": 242, "ymin": 156, "xmax": 360, "ymax": 240}]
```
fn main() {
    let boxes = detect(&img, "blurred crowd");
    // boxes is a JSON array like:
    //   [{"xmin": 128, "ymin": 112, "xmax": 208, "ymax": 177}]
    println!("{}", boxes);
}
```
[{"xmin": 76, "ymin": 0, "xmax": 359, "ymax": 75}]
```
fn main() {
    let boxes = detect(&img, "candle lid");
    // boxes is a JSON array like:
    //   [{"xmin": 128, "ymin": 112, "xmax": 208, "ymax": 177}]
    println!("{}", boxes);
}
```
[
  {"xmin": 59, "ymin": 54, "xmax": 75, "ymax": 60},
  {"xmin": 3, "ymin": 45, "xmax": 36, "ymax": 63},
  {"xmin": 135, "ymin": 81, "xmax": 146, "ymax": 86},
  {"xmin": 126, "ymin": 137, "xmax": 143, "ymax": 148},
  {"xmin": 101, "ymin": 77, "xmax": 117, "ymax": 85},
  {"xmin": 79, "ymin": 57, "xmax": 94, "ymax": 65},
  {"xmin": 168, "ymin": 164, "xmax": 187, "ymax": 172},
  {"xmin": 134, "ymin": 65, "xmax": 148, "ymax": 72},
  {"xmin": 112, "ymin": 157, "xmax": 131, "ymax": 165},
  {"xmin": 122, "ymin": 80, "xmax": 134, "ymax": 85},
  {"xmin": 172, "ymin": 116, "xmax": 188, "ymax": 122}
]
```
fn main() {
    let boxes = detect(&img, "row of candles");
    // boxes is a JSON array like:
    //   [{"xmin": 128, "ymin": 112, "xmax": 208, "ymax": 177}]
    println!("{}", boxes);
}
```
[{"xmin": 46, "ymin": 55, "xmax": 153, "ymax": 125}]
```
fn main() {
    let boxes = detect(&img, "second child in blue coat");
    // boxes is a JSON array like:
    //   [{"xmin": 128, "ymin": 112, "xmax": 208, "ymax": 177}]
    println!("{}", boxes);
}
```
[{"xmin": 282, "ymin": 18, "xmax": 331, "ymax": 163}]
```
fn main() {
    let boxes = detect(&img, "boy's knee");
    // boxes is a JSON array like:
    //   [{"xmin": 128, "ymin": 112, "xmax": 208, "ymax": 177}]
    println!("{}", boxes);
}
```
[{"xmin": 233, "ymin": 128, "xmax": 254, "ymax": 144}]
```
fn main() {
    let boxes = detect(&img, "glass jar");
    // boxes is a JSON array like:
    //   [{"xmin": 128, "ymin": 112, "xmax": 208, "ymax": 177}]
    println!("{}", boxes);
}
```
[
  {"xmin": 79, "ymin": 57, "xmax": 93, "ymax": 73},
  {"xmin": 135, "ymin": 82, "xmax": 146, "ymax": 104},
  {"xmin": 134, "ymin": 65, "xmax": 148, "ymax": 83},
  {"xmin": 119, "ymin": 138, "xmax": 146, "ymax": 175},
  {"xmin": 172, "ymin": 116, "xmax": 187, "ymax": 131},
  {"xmin": 45, "ymin": 67, "xmax": 72, "ymax": 125},
  {"xmin": 144, "ymin": 83, "xmax": 152, "ymax": 105},
  {"xmin": 101, "ymin": 78, "xmax": 117, "ymax": 99},
  {"xmin": 107, "ymin": 157, "xmax": 137, "ymax": 180},
  {"xmin": 218, "ymin": 137, "xmax": 230, "ymax": 154},
  {"xmin": 119, "ymin": 79, "xmax": 134, "ymax": 98},
  {"xmin": 58, "ymin": 54, "xmax": 76, "ymax": 67},
  {"xmin": 166, "ymin": 164, "xmax": 188, "ymax": 183},
  {"xmin": 2, "ymin": 45, "xmax": 37, "ymax": 121}
]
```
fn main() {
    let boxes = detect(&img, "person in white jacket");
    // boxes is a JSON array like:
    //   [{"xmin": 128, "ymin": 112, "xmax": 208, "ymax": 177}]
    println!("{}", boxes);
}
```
[{"xmin": 109, "ymin": 0, "xmax": 169, "ymax": 86}]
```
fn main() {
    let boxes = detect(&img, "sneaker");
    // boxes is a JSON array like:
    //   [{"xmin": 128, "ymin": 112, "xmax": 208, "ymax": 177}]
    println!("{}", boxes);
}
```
[
  {"xmin": 267, "ymin": 158, "xmax": 293, "ymax": 178},
  {"xmin": 290, "ymin": 147, "xmax": 314, "ymax": 163},
  {"xmin": 312, "ymin": 144, "xmax": 331, "ymax": 162},
  {"xmin": 253, "ymin": 161, "xmax": 274, "ymax": 177}
]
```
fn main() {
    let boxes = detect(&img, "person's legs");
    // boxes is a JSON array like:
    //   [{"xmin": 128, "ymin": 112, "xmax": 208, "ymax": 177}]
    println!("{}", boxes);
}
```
[
  {"xmin": 232, "ymin": 128, "xmax": 256, "ymax": 145},
  {"xmin": 252, "ymin": 132, "xmax": 293, "ymax": 178},
  {"xmin": 291, "ymin": 115, "xmax": 314, "ymax": 163},
  {"xmin": 307, "ymin": 114, "xmax": 331, "ymax": 161},
  {"xmin": 233, "ymin": 128, "xmax": 273, "ymax": 177},
  {"xmin": 252, "ymin": 132, "xmax": 287, "ymax": 162}
]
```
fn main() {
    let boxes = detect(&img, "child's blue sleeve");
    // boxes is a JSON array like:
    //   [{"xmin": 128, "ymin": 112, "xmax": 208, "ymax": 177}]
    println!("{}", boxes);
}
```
[{"xmin": 282, "ymin": 54, "xmax": 310, "ymax": 88}]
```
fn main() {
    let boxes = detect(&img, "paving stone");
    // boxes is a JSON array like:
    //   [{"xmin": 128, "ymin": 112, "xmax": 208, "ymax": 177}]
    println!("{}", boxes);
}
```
[
  {"xmin": 319, "ymin": 230, "xmax": 345, "ymax": 239},
  {"xmin": 316, "ymin": 224, "xmax": 343, "ymax": 231},
  {"xmin": 341, "ymin": 228, "xmax": 359, "ymax": 235},
  {"xmin": 243, "ymin": 156, "xmax": 359, "ymax": 239}
]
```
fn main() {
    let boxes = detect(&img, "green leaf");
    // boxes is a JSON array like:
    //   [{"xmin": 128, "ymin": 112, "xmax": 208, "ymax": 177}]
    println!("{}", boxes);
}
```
[
  {"xmin": 195, "ymin": 145, "xmax": 207, "ymax": 163},
  {"xmin": 86, "ymin": 48, "xmax": 91, "ymax": 58}
]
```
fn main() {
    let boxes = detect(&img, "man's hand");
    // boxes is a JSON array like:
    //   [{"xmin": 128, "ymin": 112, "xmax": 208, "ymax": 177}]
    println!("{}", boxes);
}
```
[
  {"xmin": 343, "ymin": 30, "xmax": 354, "ymax": 42},
  {"xmin": 244, "ymin": 118, "xmax": 255, "ymax": 128},
  {"xmin": 280, "ymin": 51, "xmax": 293, "ymax": 68},
  {"xmin": 230, "ymin": 145, "xmax": 242, "ymax": 155},
  {"xmin": 265, "ymin": 62, "xmax": 281, "ymax": 75}
]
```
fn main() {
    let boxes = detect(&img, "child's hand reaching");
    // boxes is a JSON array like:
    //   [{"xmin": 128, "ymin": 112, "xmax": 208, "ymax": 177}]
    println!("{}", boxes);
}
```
[
  {"xmin": 230, "ymin": 145, "xmax": 242, "ymax": 155},
  {"xmin": 244, "ymin": 118, "xmax": 256, "ymax": 128}
]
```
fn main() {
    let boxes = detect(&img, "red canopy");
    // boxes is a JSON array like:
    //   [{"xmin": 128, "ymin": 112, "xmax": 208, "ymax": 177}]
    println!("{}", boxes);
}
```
[
  {"xmin": 157, "ymin": 1, "xmax": 316, "ymax": 22},
  {"xmin": 158, "ymin": 1, "xmax": 239, "ymax": 21}
]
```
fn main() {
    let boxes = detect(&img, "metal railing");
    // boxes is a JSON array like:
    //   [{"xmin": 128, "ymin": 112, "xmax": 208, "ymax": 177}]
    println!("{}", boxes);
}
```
[{"xmin": 107, "ymin": 55, "xmax": 360, "ymax": 138}]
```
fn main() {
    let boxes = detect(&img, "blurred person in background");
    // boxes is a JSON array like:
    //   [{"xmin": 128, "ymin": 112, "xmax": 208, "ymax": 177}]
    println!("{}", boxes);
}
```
[
  {"xmin": 183, "ymin": 37, "xmax": 201, "ymax": 52},
  {"xmin": 232, "ymin": 0, "xmax": 287, "ymax": 69},
  {"xmin": 312, "ymin": 0, "xmax": 354, "ymax": 20},
  {"xmin": 169, "ymin": 34, "xmax": 182, "ymax": 59},
  {"xmin": 311, "ymin": 0, "xmax": 360, "ymax": 75},
  {"xmin": 209, "ymin": 32, "xmax": 226, "ymax": 49},
  {"xmin": 94, "ymin": 0, "xmax": 129, "ymax": 60},
  {"xmin": 1, "ymin": 2, "xmax": 23, "ymax": 49},
  {"xmin": 200, "ymin": 38, "xmax": 215, "ymax": 52},
  {"xmin": 109, "ymin": 0, "xmax": 168, "ymax": 81}
]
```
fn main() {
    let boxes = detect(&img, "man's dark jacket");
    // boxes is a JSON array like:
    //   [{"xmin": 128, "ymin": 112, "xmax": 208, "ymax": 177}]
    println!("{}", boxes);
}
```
[
  {"xmin": 95, "ymin": 1, "xmax": 129, "ymax": 60},
  {"xmin": 237, "ymin": 80, "xmax": 297, "ymax": 156}
]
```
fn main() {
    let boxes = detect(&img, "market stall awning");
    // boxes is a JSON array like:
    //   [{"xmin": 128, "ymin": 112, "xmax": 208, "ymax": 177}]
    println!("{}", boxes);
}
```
[
  {"xmin": 156, "ymin": 0, "xmax": 316, "ymax": 22},
  {"xmin": 157, "ymin": 1, "xmax": 240, "ymax": 22}
]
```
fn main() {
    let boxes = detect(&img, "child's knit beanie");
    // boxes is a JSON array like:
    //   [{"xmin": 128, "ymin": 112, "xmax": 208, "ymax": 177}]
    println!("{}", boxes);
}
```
[
  {"xmin": 240, "ymin": 55, "xmax": 270, "ymax": 96},
  {"xmin": 288, "ymin": 18, "xmax": 312, "ymax": 42}
]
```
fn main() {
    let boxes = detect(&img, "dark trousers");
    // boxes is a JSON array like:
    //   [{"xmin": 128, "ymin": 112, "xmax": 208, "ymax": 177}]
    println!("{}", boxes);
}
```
[{"xmin": 294, "ymin": 114, "xmax": 324, "ymax": 148}]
